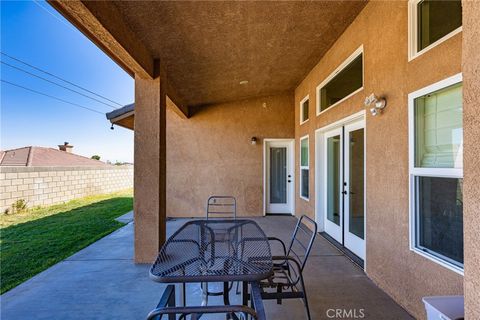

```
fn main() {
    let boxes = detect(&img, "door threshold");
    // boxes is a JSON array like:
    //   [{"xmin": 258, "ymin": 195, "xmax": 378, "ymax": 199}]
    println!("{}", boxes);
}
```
[
  {"xmin": 320, "ymin": 232, "xmax": 364, "ymax": 269},
  {"xmin": 266, "ymin": 213, "xmax": 293, "ymax": 216}
]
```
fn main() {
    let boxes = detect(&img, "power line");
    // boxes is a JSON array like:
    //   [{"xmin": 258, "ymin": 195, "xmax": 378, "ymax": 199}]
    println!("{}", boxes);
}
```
[
  {"xmin": 1, "ymin": 61, "xmax": 117, "ymax": 110},
  {"xmin": 0, "ymin": 52, "xmax": 124, "ymax": 107},
  {"xmin": 1, "ymin": 79, "xmax": 104, "ymax": 115},
  {"xmin": 32, "ymin": 0, "xmax": 78, "ymax": 33}
]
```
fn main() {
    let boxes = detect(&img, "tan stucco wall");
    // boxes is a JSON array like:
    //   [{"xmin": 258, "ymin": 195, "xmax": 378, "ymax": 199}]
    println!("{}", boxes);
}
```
[
  {"xmin": 166, "ymin": 93, "xmax": 294, "ymax": 217},
  {"xmin": 294, "ymin": 1, "xmax": 463, "ymax": 318},
  {"xmin": 462, "ymin": 1, "xmax": 480, "ymax": 318}
]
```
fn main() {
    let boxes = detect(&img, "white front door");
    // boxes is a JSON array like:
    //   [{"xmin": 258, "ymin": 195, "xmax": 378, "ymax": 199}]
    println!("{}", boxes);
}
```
[
  {"xmin": 266, "ymin": 140, "xmax": 294, "ymax": 214},
  {"xmin": 322, "ymin": 119, "xmax": 365, "ymax": 260}
]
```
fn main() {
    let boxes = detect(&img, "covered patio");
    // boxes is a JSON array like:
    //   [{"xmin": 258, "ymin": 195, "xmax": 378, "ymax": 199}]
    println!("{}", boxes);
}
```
[
  {"xmin": 0, "ymin": 215, "xmax": 412, "ymax": 319},
  {"xmin": 40, "ymin": 1, "xmax": 480, "ymax": 319}
]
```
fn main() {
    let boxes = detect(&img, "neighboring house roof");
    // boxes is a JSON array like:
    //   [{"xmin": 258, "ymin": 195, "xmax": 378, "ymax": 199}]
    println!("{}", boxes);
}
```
[{"xmin": 0, "ymin": 147, "xmax": 109, "ymax": 167}]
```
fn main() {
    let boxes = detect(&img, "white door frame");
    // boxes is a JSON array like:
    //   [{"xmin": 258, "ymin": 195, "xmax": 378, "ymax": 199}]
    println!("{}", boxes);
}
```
[
  {"xmin": 315, "ymin": 110, "xmax": 366, "ymax": 261},
  {"xmin": 263, "ymin": 139, "xmax": 295, "ymax": 216}
]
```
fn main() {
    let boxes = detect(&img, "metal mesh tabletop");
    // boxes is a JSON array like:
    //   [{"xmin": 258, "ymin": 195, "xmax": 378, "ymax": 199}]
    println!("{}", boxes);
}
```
[{"xmin": 150, "ymin": 219, "xmax": 273, "ymax": 283}]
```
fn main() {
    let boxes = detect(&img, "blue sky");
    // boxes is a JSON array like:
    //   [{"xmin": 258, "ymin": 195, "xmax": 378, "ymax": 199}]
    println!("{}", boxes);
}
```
[{"xmin": 1, "ymin": 0, "xmax": 134, "ymax": 163}]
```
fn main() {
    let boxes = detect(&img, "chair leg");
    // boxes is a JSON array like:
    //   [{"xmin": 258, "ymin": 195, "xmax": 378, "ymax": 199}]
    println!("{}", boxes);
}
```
[
  {"xmin": 299, "ymin": 274, "xmax": 311, "ymax": 320},
  {"xmin": 201, "ymin": 282, "xmax": 208, "ymax": 306}
]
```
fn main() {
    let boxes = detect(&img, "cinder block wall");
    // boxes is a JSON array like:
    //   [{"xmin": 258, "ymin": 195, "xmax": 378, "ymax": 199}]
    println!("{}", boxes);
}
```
[{"xmin": 0, "ymin": 166, "xmax": 133, "ymax": 212}]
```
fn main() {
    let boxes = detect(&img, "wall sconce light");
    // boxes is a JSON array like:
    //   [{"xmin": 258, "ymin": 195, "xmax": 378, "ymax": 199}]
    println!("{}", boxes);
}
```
[
  {"xmin": 364, "ymin": 93, "xmax": 387, "ymax": 116},
  {"xmin": 251, "ymin": 137, "xmax": 257, "ymax": 145}
]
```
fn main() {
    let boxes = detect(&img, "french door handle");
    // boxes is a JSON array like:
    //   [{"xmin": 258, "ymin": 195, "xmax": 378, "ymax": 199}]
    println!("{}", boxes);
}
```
[
  {"xmin": 341, "ymin": 190, "xmax": 347, "ymax": 195},
  {"xmin": 288, "ymin": 180, "xmax": 292, "ymax": 183}
]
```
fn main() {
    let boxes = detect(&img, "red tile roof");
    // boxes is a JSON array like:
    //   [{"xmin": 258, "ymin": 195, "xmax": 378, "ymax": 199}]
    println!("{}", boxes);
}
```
[{"xmin": 0, "ymin": 147, "xmax": 109, "ymax": 167}]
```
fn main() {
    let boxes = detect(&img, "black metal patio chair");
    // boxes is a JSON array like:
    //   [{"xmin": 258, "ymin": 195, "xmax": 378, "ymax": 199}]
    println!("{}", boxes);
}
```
[
  {"xmin": 254, "ymin": 215, "xmax": 318, "ymax": 320},
  {"xmin": 206, "ymin": 196, "xmax": 237, "ymax": 220},
  {"xmin": 148, "ymin": 284, "xmax": 267, "ymax": 320},
  {"xmin": 203, "ymin": 196, "xmax": 239, "ymax": 301}
]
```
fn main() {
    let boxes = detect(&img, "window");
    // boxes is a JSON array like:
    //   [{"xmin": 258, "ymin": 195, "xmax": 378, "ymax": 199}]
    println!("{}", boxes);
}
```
[
  {"xmin": 408, "ymin": 0, "xmax": 462, "ymax": 60},
  {"xmin": 300, "ymin": 135, "xmax": 309, "ymax": 200},
  {"xmin": 409, "ymin": 74, "xmax": 463, "ymax": 273},
  {"xmin": 317, "ymin": 47, "xmax": 363, "ymax": 114},
  {"xmin": 415, "ymin": 176, "xmax": 463, "ymax": 266},
  {"xmin": 300, "ymin": 96, "xmax": 309, "ymax": 124}
]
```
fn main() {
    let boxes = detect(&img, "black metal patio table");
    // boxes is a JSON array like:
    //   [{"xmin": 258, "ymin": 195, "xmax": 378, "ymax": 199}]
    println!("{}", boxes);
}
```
[{"xmin": 148, "ymin": 219, "xmax": 273, "ymax": 320}]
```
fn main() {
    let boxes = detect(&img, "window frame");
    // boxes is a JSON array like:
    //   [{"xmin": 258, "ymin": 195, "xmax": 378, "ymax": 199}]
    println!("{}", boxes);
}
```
[
  {"xmin": 299, "ymin": 135, "xmax": 310, "ymax": 201},
  {"xmin": 408, "ymin": 0, "xmax": 463, "ymax": 61},
  {"xmin": 300, "ymin": 95, "xmax": 310, "ymax": 125},
  {"xmin": 408, "ymin": 73, "xmax": 464, "ymax": 275},
  {"xmin": 316, "ymin": 45, "xmax": 364, "ymax": 116}
]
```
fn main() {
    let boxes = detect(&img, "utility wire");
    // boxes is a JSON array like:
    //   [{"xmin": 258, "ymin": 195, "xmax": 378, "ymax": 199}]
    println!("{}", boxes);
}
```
[
  {"xmin": 1, "ymin": 79, "xmax": 104, "ymax": 115},
  {"xmin": 1, "ymin": 61, "xmax": 117, "ymax": 110},
  {"xmin": 0, "ymin": 52, "xmax": 124, "ymax": 107},
  {"xmin": 32, "ymin": 0, "xmax": 78, "ymax": 33}
]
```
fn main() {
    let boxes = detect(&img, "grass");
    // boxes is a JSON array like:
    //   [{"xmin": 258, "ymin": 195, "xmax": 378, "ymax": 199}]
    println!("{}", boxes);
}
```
[{"xmin": 0, "ymin": 189, "xmax": 133, "ymax": 294}]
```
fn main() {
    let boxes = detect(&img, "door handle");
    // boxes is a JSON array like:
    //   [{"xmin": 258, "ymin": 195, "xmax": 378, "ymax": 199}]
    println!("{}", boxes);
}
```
[
  {"xmin": 342, "ymin": 190, "xmax": 347, "ymax": 195},
  {"xmin": 288, "ymin": 180, "xmax": 292, "ymax": 183}
]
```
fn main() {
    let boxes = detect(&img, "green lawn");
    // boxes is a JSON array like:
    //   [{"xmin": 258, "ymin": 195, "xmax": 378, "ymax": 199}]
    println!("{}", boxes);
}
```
[{"xmin": 0, "ymin": 189, "xmax": 133, "ymax": 294}]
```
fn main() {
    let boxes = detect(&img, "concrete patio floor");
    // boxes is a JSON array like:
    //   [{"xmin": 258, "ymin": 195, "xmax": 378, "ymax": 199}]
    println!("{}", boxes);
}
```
[{"xmin": 0, "ymin": 215, "xmax": 413, "ymax": 319}]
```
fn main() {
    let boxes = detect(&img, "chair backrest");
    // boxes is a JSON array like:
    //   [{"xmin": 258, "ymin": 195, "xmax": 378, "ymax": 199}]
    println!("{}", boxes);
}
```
[
  {"xmin": 206, "ymin": 196, "xmax": 236, "ymax": 219},
  {"xmin": 286, "ymin": 215, "xmax": 318, "ymax": 273}
]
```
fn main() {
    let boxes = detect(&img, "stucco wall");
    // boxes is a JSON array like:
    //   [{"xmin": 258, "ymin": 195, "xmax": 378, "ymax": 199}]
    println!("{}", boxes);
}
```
[
  {"xmin": 294, "ymin": 1, "xmax": 463, "ymax": 318},
  {"xmin": 0, "ymin": 166, "xmax": 133, "ymax": 212},
  {"xmin": 166, "ymin": 93, "xmax": 294, "ymax": 217},
  {"xmin": 462, "ymin": 1, "xmax": 480, "ymax": 318}
]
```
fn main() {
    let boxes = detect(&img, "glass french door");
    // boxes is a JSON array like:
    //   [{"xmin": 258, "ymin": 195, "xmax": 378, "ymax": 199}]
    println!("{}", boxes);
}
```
[
  {"xmin": 266, "ymin": 141, "xmax": 293, "ymax": 214},
  {"xmin": 323, "ymin": 120, "xmax": 365, "ymax": 260},
  {"xmin": 324, "ymin": 128, "xmax": 344, "ymax": 243}
]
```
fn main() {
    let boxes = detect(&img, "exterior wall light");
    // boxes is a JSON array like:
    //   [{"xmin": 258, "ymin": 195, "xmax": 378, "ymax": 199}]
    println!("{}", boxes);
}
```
[
  {"xmin": 251, "ymin": 137, "xmax": 257, "ymax": 145},
  {"xmin": 365, "ymin": 93, "xmax": 387, "ymax": 116}
]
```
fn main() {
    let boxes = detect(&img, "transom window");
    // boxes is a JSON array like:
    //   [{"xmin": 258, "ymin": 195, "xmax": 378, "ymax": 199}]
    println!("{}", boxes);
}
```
[
  {"xmin": 316, "ymin": 47, "xmax": 363, "ymax": 114},
  {"xmin": 408, "ymin": 0, "xmax": 462, "ymax": 60},
  {"xmin": 300, "ymin": 135, "xmax": 309, "ymax": 201},
  {"xmin": 409, "ymin": 74, "xmax": 463, "ymax": 273},
  {"xmin": 300, "ymin": 96, "xmax": 309, "ymax": 124}
]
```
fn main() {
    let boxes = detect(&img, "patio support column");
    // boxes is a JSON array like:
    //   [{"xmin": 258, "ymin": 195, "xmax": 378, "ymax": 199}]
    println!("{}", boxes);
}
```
[
  {"xmin": 133, "ymin": 59, "xmax": 167, "ymax": 263},
  {"xmin": 462, "ymin": 1, "xmax": 480, "ymax": 318}
]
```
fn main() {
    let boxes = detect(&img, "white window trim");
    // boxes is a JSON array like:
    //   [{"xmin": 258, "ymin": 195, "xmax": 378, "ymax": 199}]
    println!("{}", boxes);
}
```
[
  {"xmin": 408, "ymin": 0, "xmax": 463, "ymax": 61},
  {"xmin": 299, "ymin": 95, "xmax": 310, "ymax": 125},
  {"xmin": 316, "ymin": 45, "xmax": 364, "ymax": 116},
  {"xmin": 408, "ymin": 73, "xmax": 464, "ymax": 275},
  {"xmin": 299, "ymin": 134, "xmax": 310, "ymax": 201}
]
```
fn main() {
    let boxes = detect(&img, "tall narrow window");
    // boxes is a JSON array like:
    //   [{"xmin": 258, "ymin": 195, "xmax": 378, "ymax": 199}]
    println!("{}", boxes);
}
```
[
  {"xmin": 317, "ymin": 47, "xmax": 363, "ymax": 114},
  {"xmin": 300, "ymin": 135, "xmax": 309, "ymax": 200},
  {"xmin": 409, "ymin": 74, "xmax": 463, "ymax": 273},
  {"xmin": 300, "ymin": 96, "xmax": 309, "ymax": 124},
  {"xmin": 409, "ymin": 0, "xmax": 462, "ymax": 60}
]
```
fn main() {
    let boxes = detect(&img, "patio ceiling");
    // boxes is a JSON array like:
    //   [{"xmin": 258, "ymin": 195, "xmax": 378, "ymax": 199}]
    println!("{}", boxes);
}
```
[{"xmin": 50, "ymin": 1, "xmax": 366, "ymax": 108}]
